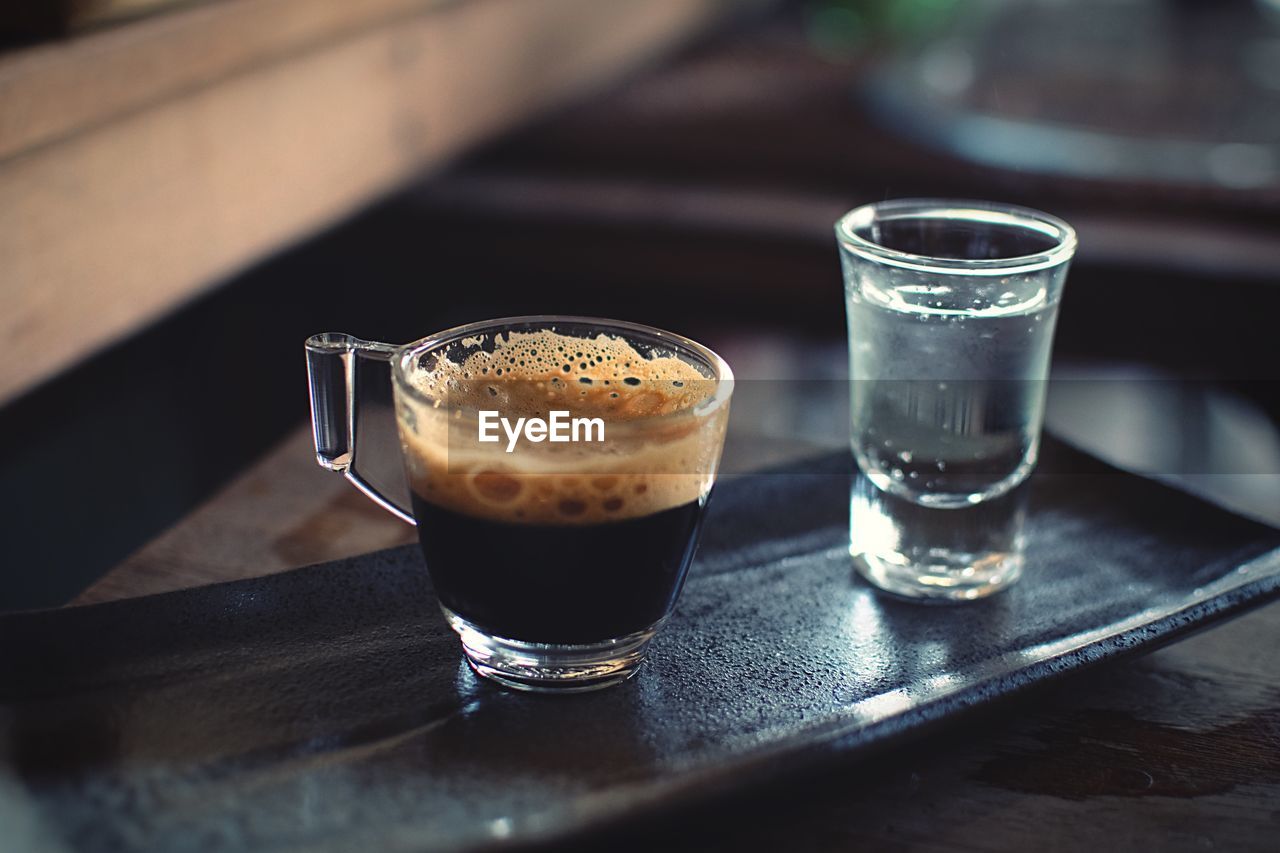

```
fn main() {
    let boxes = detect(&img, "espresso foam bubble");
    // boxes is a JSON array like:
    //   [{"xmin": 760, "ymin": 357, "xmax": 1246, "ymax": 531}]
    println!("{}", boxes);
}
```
[
  {"xmin": 395, "ymin": 329, "xmax": 729, "ymax": 525},
  {"xmin": 410, "ymin": 329, "xmax": 711, "ymax": 419}
]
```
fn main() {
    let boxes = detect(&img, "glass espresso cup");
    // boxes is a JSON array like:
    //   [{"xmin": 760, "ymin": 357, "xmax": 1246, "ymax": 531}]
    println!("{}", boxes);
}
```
[{"xmin": 306, "ymin": 317, "xmax": 733, "ymax": 692}]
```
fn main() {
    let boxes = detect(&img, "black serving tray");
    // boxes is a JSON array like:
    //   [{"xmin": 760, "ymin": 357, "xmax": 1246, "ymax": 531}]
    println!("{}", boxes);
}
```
[{"xmin": 3, "ymin": 438, "xmax": 1279, "ymax": 853}]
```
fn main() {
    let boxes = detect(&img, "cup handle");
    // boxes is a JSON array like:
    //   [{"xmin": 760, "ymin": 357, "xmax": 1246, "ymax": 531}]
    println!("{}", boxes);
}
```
[{"xmin": 305, "ymin": 333, "xmax": 416, "ymax": 525}]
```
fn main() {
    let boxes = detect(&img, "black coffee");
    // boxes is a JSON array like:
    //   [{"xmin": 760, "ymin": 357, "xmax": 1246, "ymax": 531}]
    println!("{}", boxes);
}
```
[
  {"xmin": 397, "ymin": 327, "xmax": 728, "ymax": 648},
  {"xmin": 412, "ymin": 493, "xmax": 708, "ymax": 644}
]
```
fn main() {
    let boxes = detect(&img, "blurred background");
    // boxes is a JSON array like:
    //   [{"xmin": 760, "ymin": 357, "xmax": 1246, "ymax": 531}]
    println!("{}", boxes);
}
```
[{"xmin": 1, "ymin": 0, "xmax": 1278, "ymax": 609}]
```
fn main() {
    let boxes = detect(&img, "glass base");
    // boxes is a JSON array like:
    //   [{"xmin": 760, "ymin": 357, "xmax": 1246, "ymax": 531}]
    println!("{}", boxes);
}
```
[
  {"xmin": 853, "ymin": 548, "xmax": 1023, "ymax": 602},
  {"xmin": 850, "ymin": 472, "xmax": 1029, "ymax": 603},
  {"xmin": 443, "ymin": 608, "xmax": 659, "ymax": 693}
]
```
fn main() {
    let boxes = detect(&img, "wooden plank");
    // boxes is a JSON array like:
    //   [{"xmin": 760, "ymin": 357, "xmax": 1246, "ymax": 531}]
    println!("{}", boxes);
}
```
[
  {"xmin": 414, "ymin": 173, "xmax": 1280, "ymax": 278},
  {"xmin": 0, "ymin": 0, "xmax": 446, "ymax": 160},
  {"xmin": 73, "ymin": 428, "xmax": 418, "ymax": 605},
  {"xmin": 0, "ymin": 0, "xmax": 732, "ymax": 405}
]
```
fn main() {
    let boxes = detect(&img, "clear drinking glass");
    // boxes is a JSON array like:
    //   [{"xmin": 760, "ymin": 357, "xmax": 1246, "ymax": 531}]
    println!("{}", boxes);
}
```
[
  {"xmin": 306, "ymin": 317, "xmax": 733, "ymax": 691},
  {"xmin": 835, "ymin": 200, "xmax": 1076, "ymax": 600}
]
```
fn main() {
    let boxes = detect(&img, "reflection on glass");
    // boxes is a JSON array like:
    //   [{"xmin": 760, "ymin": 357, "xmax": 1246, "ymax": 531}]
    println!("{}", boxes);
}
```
[{"xmin": 850, "ymin": 472, "xmax": 1029, "ymax": 601}]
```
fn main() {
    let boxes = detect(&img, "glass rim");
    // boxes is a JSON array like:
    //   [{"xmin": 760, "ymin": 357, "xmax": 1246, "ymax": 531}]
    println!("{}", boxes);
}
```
[
  {"xmin": 834, "ymin": 198, "xmax": 1078, "ymax": 276},
  {"xmin": 391, "ymin": 315, "xmax": 735, "ymax": 429}
]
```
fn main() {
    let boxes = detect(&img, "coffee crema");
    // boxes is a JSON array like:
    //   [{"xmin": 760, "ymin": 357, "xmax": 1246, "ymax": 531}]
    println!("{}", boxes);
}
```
[{"xmin": 396, "ymin": 329, "xmax": 729, "ymax": 526}]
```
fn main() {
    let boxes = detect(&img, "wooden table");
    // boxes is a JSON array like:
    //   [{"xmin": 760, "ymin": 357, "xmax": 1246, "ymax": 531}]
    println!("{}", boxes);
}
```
[
  {"xmin": 74, "ymin": 420, "xmax": 1280, "ymax": 852},
  {"xmin": 0, "ymin": 0, "xmax": 736, "ymax": 406},
  {"xmin": 61, "ymin": 7, "xmax": 1280, "ymax": 849}
]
